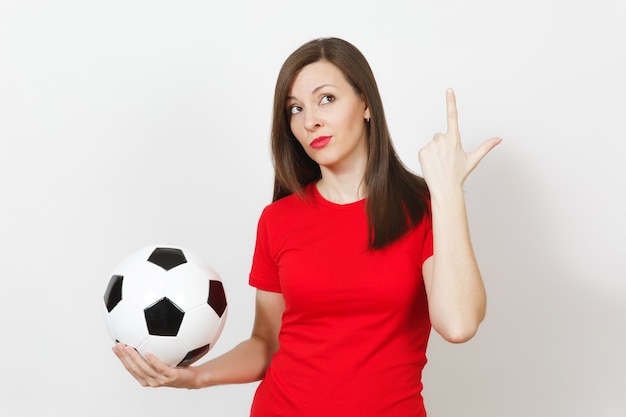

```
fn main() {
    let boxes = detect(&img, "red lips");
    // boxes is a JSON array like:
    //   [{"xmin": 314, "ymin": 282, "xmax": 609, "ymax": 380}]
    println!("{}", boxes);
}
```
[{"xmin": 310, "ymin": 136, "xmax": 332, "ymax": 149}]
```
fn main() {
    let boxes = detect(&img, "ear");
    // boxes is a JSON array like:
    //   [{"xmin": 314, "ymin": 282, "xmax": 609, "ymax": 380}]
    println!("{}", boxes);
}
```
[{"xmin": 363, "ymin": 104, "xmax": 370, "ymax": 121}]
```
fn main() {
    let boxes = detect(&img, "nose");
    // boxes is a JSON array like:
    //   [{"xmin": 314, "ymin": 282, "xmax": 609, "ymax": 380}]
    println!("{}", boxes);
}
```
[{"xmin": 304, "ymin": 108, "xmax": 321, "ymax": 132}]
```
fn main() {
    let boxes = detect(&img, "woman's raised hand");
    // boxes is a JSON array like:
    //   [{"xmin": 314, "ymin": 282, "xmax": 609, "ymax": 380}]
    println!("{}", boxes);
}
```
[{"xmin": 418, "ymin": 88, "xmax": 501, "ymax": 196}]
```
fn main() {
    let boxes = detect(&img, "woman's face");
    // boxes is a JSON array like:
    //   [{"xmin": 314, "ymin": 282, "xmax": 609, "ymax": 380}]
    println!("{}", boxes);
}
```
[{"xmin": 286, "ymin": 60, "xmax": 370, "ymax": 172}]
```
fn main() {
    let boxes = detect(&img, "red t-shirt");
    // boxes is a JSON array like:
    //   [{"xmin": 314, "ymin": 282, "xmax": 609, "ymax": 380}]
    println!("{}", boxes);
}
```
[{"xmin": 249, "ymin": 183, "xmax": 433, "ymax": 417}]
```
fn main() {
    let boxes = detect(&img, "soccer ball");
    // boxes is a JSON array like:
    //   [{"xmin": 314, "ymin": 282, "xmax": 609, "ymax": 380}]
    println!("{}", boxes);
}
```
[{"xmin": 103, "ymin": 244, "xmax": 228, "ymax": 367}]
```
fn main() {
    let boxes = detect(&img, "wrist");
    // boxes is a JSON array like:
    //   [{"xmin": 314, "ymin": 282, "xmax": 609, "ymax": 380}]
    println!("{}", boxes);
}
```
[
  {"xmin": 188, "ymin": 363, "xmax": 215, "ymax": 388},
  {"xmin": 429, "ymin": 185, "xmax": 465, "ymax": 208},
  {"xmin": 188, "ymin": 366, "xmax": 203, "ymax": 389}
]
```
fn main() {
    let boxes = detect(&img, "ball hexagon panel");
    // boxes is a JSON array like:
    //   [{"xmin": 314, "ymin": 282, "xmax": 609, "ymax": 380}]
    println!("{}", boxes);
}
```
[
  {"xmin": 107, "ymin": 301, "xmax": 149, "ymax": 347},
  {"xmin": 176, "ymin": 303, "xmax": 226, "ymax": 350},
  {"xmin": 102, "ymin": 302, "xmax": 117, "ymax": 342},
  {"xmin": 137, "ymin": 335, "xmax": 189, "ymax": 367},
  {"xmin": 163, "ymin": 263, "xmax": 211, "ymax": 311},
  {"xmin": 119, "ymin": 261, "xmax": 167, "ymax": 309}
]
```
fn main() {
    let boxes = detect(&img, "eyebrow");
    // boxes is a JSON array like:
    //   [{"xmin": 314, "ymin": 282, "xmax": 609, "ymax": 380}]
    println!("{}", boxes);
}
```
[{"xmin": 287, "ymin": 84, "xmax": 337, "ymax": 101}]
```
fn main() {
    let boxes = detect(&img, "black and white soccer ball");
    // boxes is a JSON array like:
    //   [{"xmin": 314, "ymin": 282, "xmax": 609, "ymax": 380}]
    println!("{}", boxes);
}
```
[{"xmin": 103, "ymin": 244, "xmax": 228, "ymax": 367}]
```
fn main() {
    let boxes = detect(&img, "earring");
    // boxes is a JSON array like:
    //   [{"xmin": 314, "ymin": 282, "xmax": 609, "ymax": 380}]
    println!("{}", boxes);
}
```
[{"xmin": 365, "ymin": 118, "xmax": 370, "ymax": 123}]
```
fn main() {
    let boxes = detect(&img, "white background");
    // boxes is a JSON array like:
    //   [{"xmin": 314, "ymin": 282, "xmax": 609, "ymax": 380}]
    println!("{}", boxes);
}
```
[{"xmin": 1, "ymin": 1, "xmax": 624, "ymax": 416}]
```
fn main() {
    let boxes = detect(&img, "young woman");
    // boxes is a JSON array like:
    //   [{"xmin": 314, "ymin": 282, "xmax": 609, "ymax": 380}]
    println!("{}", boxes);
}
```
[{"xmin": 113, "ymin": 37, "xmax": 501, "ymax": 417}]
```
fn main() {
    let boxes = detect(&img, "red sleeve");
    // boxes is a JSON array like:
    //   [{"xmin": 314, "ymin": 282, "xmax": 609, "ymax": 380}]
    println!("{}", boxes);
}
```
[
  {"xmin": 420, "ymin": 211, "xmax": 434, "ymax": 266},
  {"xmin": 249, "ymin": 207, "xmax": 282, "ymax": 293}
]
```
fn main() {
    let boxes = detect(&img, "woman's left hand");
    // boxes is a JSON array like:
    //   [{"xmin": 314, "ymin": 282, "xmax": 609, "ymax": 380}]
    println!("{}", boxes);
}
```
[{"xmin": 418, "ymin": 88, "xmax": 501, "ymax": 195}]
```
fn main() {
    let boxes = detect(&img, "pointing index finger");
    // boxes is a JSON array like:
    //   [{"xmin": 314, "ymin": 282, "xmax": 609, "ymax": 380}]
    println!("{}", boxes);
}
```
[{"xmin": 446, "ymin": 88, "xmax": 460, "ymax": 136}]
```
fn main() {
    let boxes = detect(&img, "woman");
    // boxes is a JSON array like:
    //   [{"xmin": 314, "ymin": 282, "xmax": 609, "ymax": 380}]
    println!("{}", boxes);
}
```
[{"xmin": 113, "ymin": 37, "xmax": 501, "ymax": 417}]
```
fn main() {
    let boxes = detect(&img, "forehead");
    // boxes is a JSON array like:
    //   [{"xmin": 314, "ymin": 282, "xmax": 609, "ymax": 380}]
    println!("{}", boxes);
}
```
[{"xmin": 289, "ymin": 61, "xmax": 349, "ymax": 96}]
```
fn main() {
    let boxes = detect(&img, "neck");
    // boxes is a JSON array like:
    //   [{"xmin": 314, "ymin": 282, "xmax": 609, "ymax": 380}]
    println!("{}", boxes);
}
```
[{"xmin": 316, "ymin": 167, "xmax": 367, "ymax": 204}]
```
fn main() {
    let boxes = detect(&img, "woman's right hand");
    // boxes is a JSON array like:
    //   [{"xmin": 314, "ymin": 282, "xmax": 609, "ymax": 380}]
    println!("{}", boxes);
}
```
[
  {"xmin": 112, "ymin": 343, "xmax": 199, "ymax": 388},
  {"xmin": 111, "ymin": 289, "xmax": 285, "ymax": 389}
]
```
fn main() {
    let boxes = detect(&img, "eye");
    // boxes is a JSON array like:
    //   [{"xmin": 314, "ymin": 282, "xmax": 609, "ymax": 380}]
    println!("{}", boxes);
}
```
[
  {"xmin": 288, "ymin": 105, "xmax": 302, "ymax": 115},
  {"xmin": 320, "ymin": 94, "xmax": 335, "ymax": 105}
]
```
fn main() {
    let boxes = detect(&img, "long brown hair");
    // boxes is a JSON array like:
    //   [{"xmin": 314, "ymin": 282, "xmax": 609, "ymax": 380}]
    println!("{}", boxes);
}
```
[{"xmin": 271, "ymin": 37, "xmax": 430, "ymax": 249}]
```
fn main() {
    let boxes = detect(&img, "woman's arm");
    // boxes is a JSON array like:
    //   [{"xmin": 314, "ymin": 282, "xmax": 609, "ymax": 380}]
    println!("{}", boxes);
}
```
[
  {"xmin": 419, "ymin": 88, "xmax": 501, "ymax": 343},
  {"xmin": 112, "ymin": 289, "xmax": 285, "ymax": 388}
]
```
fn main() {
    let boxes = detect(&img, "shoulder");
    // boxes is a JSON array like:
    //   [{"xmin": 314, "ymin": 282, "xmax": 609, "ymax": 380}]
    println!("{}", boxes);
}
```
[
  {"xmin": 264, "ymin": 184, "xmax": 316, "ymax": 214},
  {"xmin": 259, "ymin": 186, "xmax": 316, "ymax": 225},
  {"xmin": 264, "ymin": 192, "xmax": 308, "ymax": 215}
]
